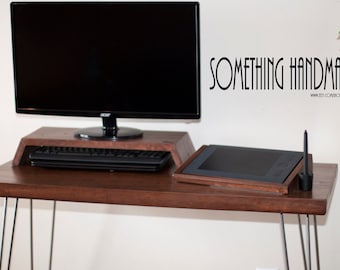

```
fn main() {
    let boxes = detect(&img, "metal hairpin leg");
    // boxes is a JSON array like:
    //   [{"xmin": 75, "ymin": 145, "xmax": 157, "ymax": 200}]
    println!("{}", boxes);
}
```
[
  {"xmin": 0, "ymin": 198, "xmax": 19, "ymax": 270},
  {"xmin": 7, "ymin": 198, "xmax": 19, "ymax": 270},
  {"xmin": 0, "ymin": 197, "xmax": 8, "ymax": 270},
  {"xmin": 30, "ymin": 200, "xmax": 56, "ymax": 270},
  {"xmin": 280, "ymin": 213, "xmax": 289, "ymax": 270},
  {"xmin": 298, "ymin": 215, "xmax": 307, "ymax": 270},
  {"xmin": 282, "ymin": 213, "xmax": 322, "ymax": 270},
  {"xmin": 49, "ymin": 201, "xmax": 56, "ymax": 270},
  {"xmin": 313, "ymin": 215, "xmax": 320, "ymax": 270},
  {"xmin": 298, "ymin": 214, "xmax": 321, "ymax": 270},
  {"xmin": 30, "ymin": 199, "xmax": 34, "ymax": 270},
  {"xmin": 306, "ymin": 214, "xmax": 311, "ymax": 270}
]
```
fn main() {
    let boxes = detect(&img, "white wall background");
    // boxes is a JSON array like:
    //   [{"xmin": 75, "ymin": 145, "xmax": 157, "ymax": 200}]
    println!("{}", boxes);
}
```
[{"xmin": 1, "ymin": 0, "xmax": 340, "ymax": 269}]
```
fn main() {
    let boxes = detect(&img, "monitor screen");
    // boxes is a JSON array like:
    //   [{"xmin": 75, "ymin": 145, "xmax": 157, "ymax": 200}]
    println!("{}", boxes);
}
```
[{"xmin": 10, "ymin": 2, "xmax": 200, "ymax": 140}]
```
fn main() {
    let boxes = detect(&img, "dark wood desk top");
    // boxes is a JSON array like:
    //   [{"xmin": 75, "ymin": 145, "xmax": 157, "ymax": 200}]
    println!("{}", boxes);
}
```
[{"xmin": 0, "ymin": 162, "xmax": 337, "ymax": 215}]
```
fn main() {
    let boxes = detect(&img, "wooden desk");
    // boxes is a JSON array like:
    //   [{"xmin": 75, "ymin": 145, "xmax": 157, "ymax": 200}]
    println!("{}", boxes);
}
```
[
  {"xmin": 0, "ymin": 162, "xmax": 337, "ymax": 270},
  {"xmin": 0, "ymin": 127, "xmax": 337, "ymax": 270},
  {"xmin": 0, "ymin": 162, "xmax": 337, "ymax": 215},
  {"xmin": 5, "ymin": 126, "xmax": 336, "ymax": 215}
]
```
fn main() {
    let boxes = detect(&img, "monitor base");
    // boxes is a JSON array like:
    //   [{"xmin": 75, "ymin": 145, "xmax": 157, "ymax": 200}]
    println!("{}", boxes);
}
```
[
  {"xmin": 75, "ymin": 114, "xmax": 143, "ymax": 141},
  {"xmin": 75, "ymin": 127, "xmax": 143, "ymax": 141}
]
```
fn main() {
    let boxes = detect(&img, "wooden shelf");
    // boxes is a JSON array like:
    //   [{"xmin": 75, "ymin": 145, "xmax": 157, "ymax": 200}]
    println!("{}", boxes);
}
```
[{"xmin": 13, "ymin": 127, "xmax": 195, "ymax": 168}]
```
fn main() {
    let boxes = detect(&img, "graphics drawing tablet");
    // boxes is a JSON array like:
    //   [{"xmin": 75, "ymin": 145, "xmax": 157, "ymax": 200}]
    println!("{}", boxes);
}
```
[{"xmin": 182, "ymin": 145, "xmax": 303, "ymax": 184}]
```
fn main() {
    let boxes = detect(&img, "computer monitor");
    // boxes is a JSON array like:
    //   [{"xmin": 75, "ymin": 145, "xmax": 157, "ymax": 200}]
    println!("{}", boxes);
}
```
[{"xmin": 10, "ymin": 2, "xmax": 200, "ymax": 140}]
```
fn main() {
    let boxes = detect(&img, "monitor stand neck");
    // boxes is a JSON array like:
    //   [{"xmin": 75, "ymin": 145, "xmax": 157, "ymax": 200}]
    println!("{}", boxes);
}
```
[
  {"xmin": 74, "ymin": 114, "xmax": 143, "ymax": 141},
  {"xmin": 102, "ymin": 114, "xmax": 118, "ymax": 138}
]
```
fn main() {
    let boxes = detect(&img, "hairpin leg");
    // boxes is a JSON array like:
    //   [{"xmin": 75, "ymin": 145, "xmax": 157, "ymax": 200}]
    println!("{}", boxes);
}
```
[
  {"xmin": 313, "ymin": 215, "xmax": 320, "ymax": 270},
  {"xmin": 280, "ymin": 213, "xmax": 290, "ymax": 270},
  {"xmin": 30, "ymin": 199, "xmax": 34, "ymax": 270},
  {"xmin": 298, "ymin": 214, "xmax": 307, "ymax": 270},
  {"xmin": 0, "ymin": 197, "xmax": 8, "ymax": 270},
  {"xmin": 306, "ymin": 214, "xmax": 311, "ymax": 270},
  {"xmin": 49, "ymin": 201, "xmax": 56, "ymax": 270},
  {"xmin": 0, "ymin": 198, "xmax": 56, "ymax": 270},
  {"xmin": 7, "ymin": 198, "xmax": 19, "ymax": 270}
]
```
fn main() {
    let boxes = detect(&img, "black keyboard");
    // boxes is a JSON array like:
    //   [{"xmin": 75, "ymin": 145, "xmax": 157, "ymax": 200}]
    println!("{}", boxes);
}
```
[{"xmin": 29, "ymin": 146, "xmax": 171, "ymax": 172}]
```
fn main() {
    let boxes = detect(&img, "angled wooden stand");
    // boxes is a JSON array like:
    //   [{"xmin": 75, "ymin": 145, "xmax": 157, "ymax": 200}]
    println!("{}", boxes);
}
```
[
  {"xmin": 12, "ymin": 127, "xmax": 195, "ymax": 168},
  {"xmin": 174, "ymin": 145, "xmax": 313, "ymax": 195}
]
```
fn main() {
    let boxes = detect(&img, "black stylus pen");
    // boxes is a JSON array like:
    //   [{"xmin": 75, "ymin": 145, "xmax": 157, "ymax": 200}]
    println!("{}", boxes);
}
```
[
  {"xmin": 299, "ymin": 130, "xmax": 313, "ymax": 191},
  {"xmin": 304, "ymin": 130, "xmax": 308, "ymax": 176}
]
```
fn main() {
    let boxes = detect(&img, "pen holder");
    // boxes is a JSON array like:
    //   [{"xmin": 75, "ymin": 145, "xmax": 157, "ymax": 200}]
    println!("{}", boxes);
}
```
[{"xmin": 299, "ymin": 172, "xmax": 313, "ymax": 191}]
